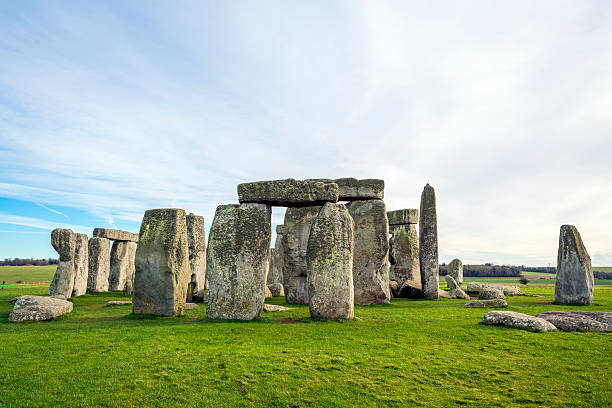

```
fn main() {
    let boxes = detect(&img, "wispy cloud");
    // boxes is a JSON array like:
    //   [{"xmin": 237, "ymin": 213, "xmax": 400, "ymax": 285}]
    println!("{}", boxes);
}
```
[{"xmin": 0, "ymin": 212, "xmax": 91, "ymax": 235}]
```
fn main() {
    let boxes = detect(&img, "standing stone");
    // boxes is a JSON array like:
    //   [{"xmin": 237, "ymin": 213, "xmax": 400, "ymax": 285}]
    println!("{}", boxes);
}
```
[
  {"xmin": 123, "ymin": 279, "xmax": 133, "ymax": 296},
  {"xmin": 448, "ymin": 259, "xmax": 463, "ymax": 285},
  {"xmin": 445, "ymin": 275, "xmax": 459, "ymax": 290},
  {"xmin": 283, "ymin": 206, "xmax": 322, "ymax": 304},
  {"xmin": 555, "ymin": 225, "xmax": 594, "ymax": 305},
  {"xmin": 206, "ymin": 203, "xmax": 271, "ymax": 320},
  {"xmin": 186, "ymin": 213, "xmax": 207, "ymax": 299},
  {"xmin": 71, "ymin": 233, "xmax": 89, "ymax": 297},
  {"xmin": 108, "ymin": 241, "xmax": 137, "ymax": 291},
  {"xmin": 346, "ymin": 199, "xmax": 390, "ymax": 305},
  {"xmin": 87, "ymin": 237, "xmax": 110, "ymax": 292},
  {"xmin": 49, "ymin": 229, "xmax": 76, "ymax": 298},
  {"xmin": 133, "ymin": 209, "xmax": 190, "ymax": 316},
  {"xmin": 389, "ymin": 224, "xmax": 420, "ymax": 285},
  {"xmin": 268, "ymin": 225, "xmax": 286, "ymax": 285},
  {"xmin": 307, "ymin": 203, "xmax": 355, "ymax": 319},
  {"xmin": 419, "ymin": 184, "xmax": 439, "ymax": 300}
]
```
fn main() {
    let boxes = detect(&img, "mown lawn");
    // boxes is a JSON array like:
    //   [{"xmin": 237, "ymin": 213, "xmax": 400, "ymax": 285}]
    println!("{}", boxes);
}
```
[{"xmin": 0, "ymin": 266, "xmax": 611, "ymax": 407}]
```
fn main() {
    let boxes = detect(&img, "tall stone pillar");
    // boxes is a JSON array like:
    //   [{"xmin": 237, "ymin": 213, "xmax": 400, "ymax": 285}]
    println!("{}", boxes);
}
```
[
  {"xmin": 419, "ymin": 184, "xmax": 439, "ymax": 300},
  {"xmin": 108, "ymin": 241, "xmax": 136, "ymax": 291},
  {"xmin": 186, "ymin": 213, "xmax": 206, "ymax": 300},
  {"xmin": 267, "ymin": 224, "xmax": 285, "ymax": 286},
  {"xmin": 49, "ymin": 228, "xmax": 76, "ymax": 298},
  {"xmin": 388, "ymin": 209, "xmax": 420, "ymax": 286},
  {"xmin": 448, "ymin": 258, "xmax": 463, "ymax": 286},
  {"xmin": 555, "ymin": 225, "xmax": 594, "ymax": 305},
  {"xmin": 71, "ymin": 233, "xmax": 89, "ymax": 297},
  {"xmin": 87, "ymin": 237, "xmax": 110, "ymax": 292}
]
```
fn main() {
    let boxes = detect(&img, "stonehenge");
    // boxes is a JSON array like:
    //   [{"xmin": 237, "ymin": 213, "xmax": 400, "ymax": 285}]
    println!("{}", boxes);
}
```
[
  {"xmin": 186, "ymin": 213, "xmax": 207, "ymax": 301},
  {"xmin": 87, "ymin": 237, "xmax": 110, "ymax": 292},
  {"xmin": 238, "ymin": 178, "xmax": 339, "ymax": 206},
  {"xmin": 419, "ymin": 184, "xmax": 439, "ymax": 300},
  {"xmin": 388, "ymin": 209, "xmax": 420, "ymax": 286},
  {"xmin": 447, "ymin": 259, "xmax": 463, "ymax": 286},
  {"xmin": 555, "ymin": 225, "xmax": 594, "ymax": 305},
  {"xmin": 93, "ymin": 228, "xmax": 139, "ymax": 242},
  {"xmin": 71, "ymin": 233, "xmax": 89, "ymax": 297},
  {"xmin": 108, "ymin": 240, "xmax": 136, "ymax": 291},
  {"xmin": 267, "ymin": 224, "xmax": 285, "ymax": 286},
  {"xmin": 133, "ymin": 209, "xmax": 190, "ymax": 316},
  {"xmin": 49, "ymin": 229, "xmax": 76, "ymax": 298}
]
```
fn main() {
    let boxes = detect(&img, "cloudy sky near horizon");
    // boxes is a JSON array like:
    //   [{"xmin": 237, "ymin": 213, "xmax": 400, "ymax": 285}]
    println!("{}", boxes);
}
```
[{"xmin": 1, "ymin": 1, "xmax": 611, "ymax": 265}]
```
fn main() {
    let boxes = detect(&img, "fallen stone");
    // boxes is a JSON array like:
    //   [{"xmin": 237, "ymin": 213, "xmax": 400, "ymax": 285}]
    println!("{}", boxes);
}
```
[
  {"xmin": 49, "ymin": 229, "xmax": 76, "ymax": 298},
  {"xmin": 268, "ymin": 283, "xmax": 285, "ymax": 297},
  {"xmin": 482, "ymin": 311, "xmax": 557, "ymax": 332},
  {"xmin": 387, "ymin": 209, "xmax": 418, "ymax": 225},
  {"xmin": 206, "ymin": 203, "xmax": 271, "ymax": 320},
  {"xmin": 133, "ymin": 208, "xmax": 190, "ymax": 316},
  {"xmin": 448, "ymin": 259, "xmax": 463, "ymax": 285},
  {"xmin": 184, "ymin": 303, "xmax": 200, "ymax": 310},
  {"xmin": 283, "ymin": 206, "xmax": 321, "ymax": 304},
  {"xmin": 186, "ymin": 213, "xmax": 207, "ymax": 298},
  {"xmin": 449, "ymin": 288, "xmax": 470, "ymax": 299},
  {"xmin": 347, "ymin": 199, "xmax": 390, "ymax": 305},
  {"xmin": 555, "ymin": 225, "xmax": 594, "ymax": 305},
  {"xmin": 419, "ymin": 184, "xmax": 439, "ymax": 299},
  {"xmin": 263, "ymin": 304, "xmax": 291, "ymax": 312},
  {"xmin": 9, "ymin": 295, "xmax": 73, "ymax": 322},
  {"xmin": 71, "ymin": 233, "xmax": 89, "ymax": 297},
  {"xmin": 93, "ymin": 228, "xmax": 139, "ymax": 242},
  {"xmin": 108, "ymin": 241, "xmax": 137, "ymax": 291},
  {"xmin": 389, "ymin": 224, "xmax": 420, "ymax": 285},
  {"xmin": 307, "ymin": 178, "xmax": 384, "ymax": 200},
  {"xmin": 87, "ymin": 237, "xmax": 110, "ymax": 293},
  {"xmin": 445, "ymin": 275, "xmax": 459, "ymax": 290},
  {"xmin": 479, "ymin": 287, "xmax": 505, "ymax": 300},
  {"xmin": 123, "ymin": 279, "xmax": 133, "ymax": 296},
  {"xmin": 237, "ymin": 178, "xmax": 339, "ymax": 206},
  {"xmin": 467, "ymin": 282, "xmax": 525, "ymax": 296},
  {"xmin": 104, "ymin": 300, "xmax": 132, "ymax": 306},
  {"xmin": 397, "ymin": 280, "xmax": 423, "ymax": 299},
  {"xmin": 307, "ymin": 203, "xmax": 355, "ymax": 319},
  {"xmin": 535, "ymin": 311, "xmax": 612, "ymax": 332},
  {"xmin": 464, "ymin": 299, "xmax": 508, "ymax": 308}
]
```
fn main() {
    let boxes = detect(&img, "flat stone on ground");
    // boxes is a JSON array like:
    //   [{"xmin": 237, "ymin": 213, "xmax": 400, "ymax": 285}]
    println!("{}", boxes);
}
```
[
  {"xmin": 481, "ymin": 311, "xmax": 557, "ymax": 332},
  {"xmin": 464, "ymin": 299, "xmax": 508, "ymax": 308},
  {"xmin": 104, "ymin": 300, "xmax": 132, "ymax": 306},
  {"xmin": 263, "ymin": 304, "xmax": 291, "ymax": 312},
  {"xmin": 93, "ymin": 228, "xmax": 139, "ymax": 242},
  {"xmin": 535, "ymin": 311, "xmax": 612, "ymax": 332},
  {"xmin": 9, "ymin": 295, "xmax": 73, "ymax": 322},
  {"xmin": 184, "ymin": 303, "xmax": 200, "ymax": 310},
  {"xmin": 238, "ymin": 179, "xmax": 339, "ymax": 206},
  {"xmin": 478, "ymin": 287, "xmax": 505, "ymax": 300}
]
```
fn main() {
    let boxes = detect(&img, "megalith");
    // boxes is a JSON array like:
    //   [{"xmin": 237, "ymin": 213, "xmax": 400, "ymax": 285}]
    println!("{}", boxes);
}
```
[
  {"xmin": 71, "ymin": 233, "xmax": 89, "ymax": 297},
  {"xmin": 555, "ymin": 225, "xmax": 594, "ymax": 305},
  {"xmin": 108, "ymin": 241, "xmax": 137, "ymax": 291},
  {"xmin": 206, "ymin": 203, "xmax": 271, "ymax": 320},
  {"xmin": 133, "ymin": 208, "xmax": 190, "ymax": 316},
  {"xmin": 346, "ymin": 199, "xmax": 390, "ymax": 304},
  {"xmin": 186, "ymin": 213, "xmax": 207, "ymax": 300},
  {"xmin": 49, "ymin": 229, "xmax": 76, "ymax": 298},
  {"xmin": 283, "ymin": 206, "xmax": 321, "ymax": 304},
  {"xmin": 389, "ymin": 224, "xmax": 420, "ymax": 285},
  {"xmin": 238, "ymin": 179, "xmax": 339, "ymax": 206},
  {"xmin": 448, "ymin": 258, "xmax": 463, "ymax": 286},
  {"xmin": 87, "ymin": 237, "xmax": 110, "ymax": 293},
  {"xmin": 419, "ymin": 184, "xmax": 439, "ymax": 300},
  {"xmin": 306, "ymin": 203, "xmax": 355, "ymax": 319},
  {"xmin": 267, "ymin": 225, "xmax": 285, "ymax": 286}
]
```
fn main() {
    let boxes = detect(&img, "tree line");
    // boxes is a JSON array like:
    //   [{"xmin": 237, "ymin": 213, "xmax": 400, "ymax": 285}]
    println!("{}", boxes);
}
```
[
  {"xmin": 439, "ymin": 263, "xmax": 522, "ymax": 277},
  {"xmin": 1, "ymin": 258, "xmax": 58, "ymax": 266}
]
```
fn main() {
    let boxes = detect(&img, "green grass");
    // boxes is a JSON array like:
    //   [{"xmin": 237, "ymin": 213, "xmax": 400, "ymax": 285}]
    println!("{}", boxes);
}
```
[
  {"xmin": 0, "ymin": 265, "xmax": 56, "ymax": 283},
  {"xmin": 1, "ymin": 267, "xmax": 611, "ymax": 407}
]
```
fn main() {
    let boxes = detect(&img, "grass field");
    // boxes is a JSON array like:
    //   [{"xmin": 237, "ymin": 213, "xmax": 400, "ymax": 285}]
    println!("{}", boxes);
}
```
[{"xmin": 1, "ymin": 266, "xmax": 611, "ymax": 407}]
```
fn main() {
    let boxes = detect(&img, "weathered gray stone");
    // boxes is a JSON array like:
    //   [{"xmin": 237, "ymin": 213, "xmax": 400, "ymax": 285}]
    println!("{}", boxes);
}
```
[
  {"xmin": 419, "ymin": 184, "xmax": 439, "ymax": 299},
  {"xmin": 387, "ymin": 209, "xmax": 418, "ymax": 225},
  {"xmin": 467, "ymin": 282, "xmax": 526, "ymax": 296},
  {"xmin": 389, "ymin": 224, "xmax": 420, "ymax": 285},
  {"xmin": 307, "ymin": 203, "xmax": 355, "ymax": 319},
  {"xmin": 276, "ymin": 224, "xmax": 286, "ymax": 235},
  {"xmin": 71, "ymin": 233, "xmax": 89, "ymax": 297},
  {"xmin": 93, "ymin": 228, "xmax": 139, "ymax": 242},
  {"xmin": 206, "ymin": 203, "xmax": 271, "ymax": 320},
  {"xmin": 9, "ymin": 295, "xmax": 73, "ymax": 322},
  {"xmin": 267, "ymin": 245, "xmax": 284, "ymax": 285},
  {"xmin": 133, "ymin": 209, "xmax": 190, "ymax": 316},
  {"xmin": 268, "ymin": 283, "xmax": 285, "ymax": 297},
  {"xmin": 445, "ymin": 275, "xmax": 459, "ymax": 290},
  {"xmin": 482, "ymin": 311, "xmax": 557, "ymax": 332},
  {"xmin": 49, "ymin": 229, "xmax": 76, "ymax": 298},
  {"xmin": 536, "ymin": 311, "xmax": 612, "ymax": 332},
  {"xmin": 87, "ymin": 237, "xmax": 110, "ymax": 293},
  {"xmin": 397, "ymin": 280, "xmax": 423, "ymax": 298},
  {"xmin": 555, "ymin": 225, "xmax": 594, "ymax": 305},
  {"xmin": 108, "ymin": 241, "xmax": 136, "ymax": 291},
  {"xmin": 282, "ymin": 206, "xmax": 321, "ymax": 304},
  {"xmin": 449, "ymin": 288, "xmax": 470, "ymax": 299},
  {"xmin": 479, "ymin": 287, "xmax": 505, "ymax": 300},
  {"xmin": 104, "ymin": 300, "xmax": 132, "ymax": 306},
  {"xmin": 123, "ymin": 279, "xmax": 133, "ymax": 296},
  {"xmin": 448, "ymin": 259, "xmax": 463, "ymax": 285},
  {"xmin": 464, "ymin": 299, "xmax": 508, "ymax": 308},
  {"xmin": 184, "ymin": 303, "xmax": 200, "ymax": 310},
  {"xmin": 389, "ymin": 281, "xmax": 399, "ymax": 298},
  {"xmin": 307, "ymin": 178, "xmax": 384, "ymax": 200},
  {"xmin": 186, "ymin": 213, "xmax": 207, "ymax": 298},
  {"xmin": 238, "ymin": 178, "xmax": 339, "ymax": 206},
  {"xmin": 346, "ymin": 199, "xmax": 390, "ymax": 305},
  {"xmin": 265, "ymin": 285, "xmax": 273, "ymax": 298}
]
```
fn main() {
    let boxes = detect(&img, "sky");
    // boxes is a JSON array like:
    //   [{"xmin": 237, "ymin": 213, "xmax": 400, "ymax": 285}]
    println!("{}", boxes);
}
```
[{"xmin": 0, "ymin": 1, "xmax": 611, "ymax": 266}]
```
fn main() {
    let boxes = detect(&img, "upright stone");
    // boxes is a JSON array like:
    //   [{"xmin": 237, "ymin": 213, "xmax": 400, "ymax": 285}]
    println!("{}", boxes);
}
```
[
  {"xmin": 49, "ymin": 229, "xmax": 76, "ymax": 298},
  {"xmin": 186, "ymin": 213, "xmax": 207, "ymax": 299},
  {"xmin": 283, "ymin": 206, "xmax": 322, "ymax": 304},
  {"xmin": 307, "ymin": 203, "xmax": 354, "ymax": 319},
  {"xmin": 71, "ymin": 233, "xmax": 89, "ymax": 297},
  {"xmin": 87, "ymin": 237, "xmax": 110, "ymax": 292},
  {"xmin": 206, "ymin": 203, "xmax": 271, "ymax": 320},
  {"xmin": 419, "ymin": 184, "xmax": 439, "ymax": 300},
  {"xmin": 555, "ymin": 225, "xmax": 594, "ymax": 305},
  {"xmin": 133, "ymin": 209, "xmax": 190, "ymax": 316},
  {"xmin": 448, "ymin": 258, "xmax": 463, "ymax": 285},
  {"xmin": 238, "ymin": 178, "xmax": 339, "ymax": 206},
  {"xmin": 346, "ymin": 199, "xmax": 390, "ymax": 304},
  {"xmin": 108, "ymin": 241, "xmax": 137, "ymax": 291},
  {"xmin": 389, "ymin": 224, "xmax": 420, "ymax": 285},
  {"xmin": 267, "ymin": 225, "xmax": 286, "ymax": 285}
]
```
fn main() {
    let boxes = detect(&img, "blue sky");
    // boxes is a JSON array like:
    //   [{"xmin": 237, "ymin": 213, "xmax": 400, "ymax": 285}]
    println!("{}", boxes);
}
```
[{"xmin": 1, "ymin": 1, "xmax": 611, "ymax": 265}]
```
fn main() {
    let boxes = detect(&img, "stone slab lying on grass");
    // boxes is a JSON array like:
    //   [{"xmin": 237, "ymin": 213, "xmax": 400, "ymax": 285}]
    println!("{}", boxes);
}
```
[
  {"xmin": 397, "ymin": 280, "xmax": 422, "ymax": 298},
  {"xmin": 263, "ymin": 304, "xmax": 291, "ymax": 312},
  {"xmin": 449, "ymin": 289, "xmax": 470, "ymax": 299},
  {"xmin": 535, "ymin": 311, "xmax": 612, "ymax": 332},
  {"xmin": 478, "ymin": 287, "xmax": 505, "ymax": 300},
  {"xmin": 238, "ymin": 179, "xmax": 339, "ymax": 206},
  {"xmin": 467, "ymin": 282, "xmax": 525, "ymax": 296},
  {"xmin": 9, "ymin": 295, "xmax": 73, "ymax": 322},
  {"xmin": 184, "ymin": 303, "xmax": 200, "ymax": 310},
  {"xmin": 482, "ymin": 311, "xmax": 556, "ymax": 332},
  {"xmin": 93, "ymin": 228, "xmax": 139, "ymax": 242},
  {"xmin": 387, "ymin": 209, "xmax": 418, "ymax": 225},
  {"xmin": 104, "ymin": 301, "xmax": 132, "ymax": 306},
  {"xmin": 464, "ymin": 299, "xmax": 508, "ymax": 308}
]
